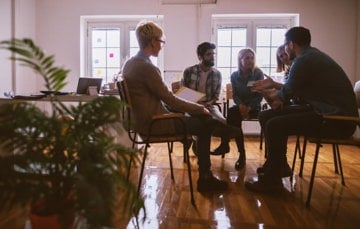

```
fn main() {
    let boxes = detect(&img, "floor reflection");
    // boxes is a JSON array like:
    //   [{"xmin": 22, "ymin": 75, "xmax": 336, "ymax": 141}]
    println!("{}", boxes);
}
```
[
  {"xmin": 127, "ymin": 173, "xmax": 160, "ymax": 229},
  {"xmin": 213, "ymin": 194, "xmax": 231, "ymax": 228}
]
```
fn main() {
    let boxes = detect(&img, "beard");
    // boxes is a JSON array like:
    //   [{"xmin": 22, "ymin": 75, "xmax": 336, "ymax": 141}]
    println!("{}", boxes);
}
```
[{"xmin": 203, "ymin": 59, "xmax": 214, "ymax": 67}]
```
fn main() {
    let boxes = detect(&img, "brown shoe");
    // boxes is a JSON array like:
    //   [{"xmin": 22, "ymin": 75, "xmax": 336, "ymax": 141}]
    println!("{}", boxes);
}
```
[
  {"xmin": 197, "ymin": 173, "xmax": 228, "ymax": 192},
  {"xmin": 245, "ymin": 175, "xmax": 283, "ymax": 193}
]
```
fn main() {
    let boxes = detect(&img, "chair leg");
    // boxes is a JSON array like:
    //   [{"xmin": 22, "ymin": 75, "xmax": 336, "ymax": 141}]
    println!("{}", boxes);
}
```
[
  {"xmin": 334, "ymin": 144, "xmax": 345, "ymax": 186},
  {"xmin": 306, "ymin": 141, "xmax": 321, "ymax": 208},
  {"xmin": 291, "ymin": 135, "xmax": 303, "ymax": 172},
  {"xmin": 167, "ymin": 142, "xmax": 175, "ymax": 180},
  {"xmin": 126, "ymin": 156, "xmax": 133, "ymax": 181},
  {"xmin": 260, "ymin": 128, "xmax": 263, "ymax": 150},
  {"xmin": 299, "ymin": 136, "xmax": 307, "ymax": 178},
  {"xmin": 291, "ymin": 141, "xmax": 299, "ymax": 173},
  {"xmin": 137, "ymin": 145, "xmax": 149, "ymax": 194},
  {"xmin": 184, "ymin": 144, "xmax": 195, "ymax": 206},
  {"xmin": 296, "ymin": 135, "xmax": 302, "ymax": 159},
  {"xmin": 332, "ymin": 144, "xmax": 339, "ymax": 174}
]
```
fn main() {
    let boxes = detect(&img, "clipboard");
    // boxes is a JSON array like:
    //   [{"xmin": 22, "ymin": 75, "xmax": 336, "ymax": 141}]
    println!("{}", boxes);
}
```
[{"xmin": 175, "ymin": 86, "xmax": 205, "ymax": 103}]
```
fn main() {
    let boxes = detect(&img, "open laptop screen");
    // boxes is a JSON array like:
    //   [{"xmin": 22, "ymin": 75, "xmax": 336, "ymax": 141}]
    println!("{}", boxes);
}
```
[{"xmin": 76, "ymin": 77, "xmax": 103, "ymax": 95}]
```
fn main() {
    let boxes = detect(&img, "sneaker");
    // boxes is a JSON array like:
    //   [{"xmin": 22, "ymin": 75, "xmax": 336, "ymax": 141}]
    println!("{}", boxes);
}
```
[
  {"xmin": 245, "ymin": 175, "xmax": 283, "ymax": 193},
  {"xmin": 197, "ymin": 173, "xmax": 228, "ymax": 192}
]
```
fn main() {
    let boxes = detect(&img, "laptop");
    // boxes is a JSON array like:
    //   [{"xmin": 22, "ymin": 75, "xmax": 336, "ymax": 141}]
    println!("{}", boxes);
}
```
[{"xmin": 76, "ymin": 77, "xmax": 103, "ymax": 95}]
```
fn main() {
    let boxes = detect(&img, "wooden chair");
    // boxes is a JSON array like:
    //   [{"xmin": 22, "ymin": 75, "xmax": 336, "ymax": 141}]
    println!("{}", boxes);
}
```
[
  {"xmin": 302, "ymin": 115, "xmax": 360, "ymax": 207},
  {"xmin": 171, "ymin": 80, "xmax": 181, "ymax": 93},
  {"xmin": 223, "ymin": 83, "xmax": 265, "ymax": 150},
  {"xmin": 292, "ymin": 81, "xmax": 360, "ymax": 207},
  {"xmin": 117, "ymin": 80, "xmax": 195, "ymax": 206}
]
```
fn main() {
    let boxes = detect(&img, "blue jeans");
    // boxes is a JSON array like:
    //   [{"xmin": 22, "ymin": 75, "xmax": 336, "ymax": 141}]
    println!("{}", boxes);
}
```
[{"xmin": 176, "ymin": 115, "xmax": 241, "ymax": 176}]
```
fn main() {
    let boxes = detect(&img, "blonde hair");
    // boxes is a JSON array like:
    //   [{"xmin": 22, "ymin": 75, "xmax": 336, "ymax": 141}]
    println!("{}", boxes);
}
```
[
  {"xmin": 276, "ymin": 44, "xmax": 286, "ymax": 73},
  {"xmin": 135, "ymin": 21, "xmax": 164, "ymax": 49}
]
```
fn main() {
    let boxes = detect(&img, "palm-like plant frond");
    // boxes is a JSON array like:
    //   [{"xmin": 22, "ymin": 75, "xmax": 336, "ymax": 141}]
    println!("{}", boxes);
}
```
[
  {"xmin": 0, "ymin": 38, "xmax": 68, "ymax": 92},
  {"xmin": 0, "ymin": 38, "xmax": 145, "ymax": 228}
]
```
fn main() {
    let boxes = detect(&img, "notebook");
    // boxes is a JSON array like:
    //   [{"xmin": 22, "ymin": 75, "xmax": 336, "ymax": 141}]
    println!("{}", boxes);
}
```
[
  {"xmin": 76, "ymin": 77, "xmax": 103, "ymax": 95},
  {"xmin": 175, "ymin": 86, "xmax": 205, "ymax": 103}
]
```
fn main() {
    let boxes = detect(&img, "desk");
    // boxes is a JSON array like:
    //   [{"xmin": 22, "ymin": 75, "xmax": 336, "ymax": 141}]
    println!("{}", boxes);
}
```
[{"xmin": 0, "ymin": 94, "xmax": 111, "ymax": 103}]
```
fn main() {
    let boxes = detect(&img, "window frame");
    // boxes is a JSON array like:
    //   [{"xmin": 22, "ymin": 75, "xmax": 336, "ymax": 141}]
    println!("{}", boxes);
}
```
[
  {"xmin": 211, "ymin": 14, "xmax": 299, "ymax": 83},
  {"xmin": 80, "ymin": 15, "xmax": 164, "ymax": 83}
]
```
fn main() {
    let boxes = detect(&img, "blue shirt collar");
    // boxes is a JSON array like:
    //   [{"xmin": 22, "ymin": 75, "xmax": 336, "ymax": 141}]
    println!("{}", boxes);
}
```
[{"xmin": 136, "ymin": 50, "xmax": 152, "ymax": 63}]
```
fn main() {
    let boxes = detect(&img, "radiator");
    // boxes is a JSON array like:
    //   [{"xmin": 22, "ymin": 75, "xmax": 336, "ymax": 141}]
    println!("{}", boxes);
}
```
[{"xmin": 243, "ymin": 120, "xmax": 261, "ymax": 135}]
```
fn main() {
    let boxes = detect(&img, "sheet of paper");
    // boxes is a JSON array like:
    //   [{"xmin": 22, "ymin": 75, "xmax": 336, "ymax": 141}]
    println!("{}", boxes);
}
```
[{"xmin": 175, "ymin": 86, "xmax": 205, "ymax": 103}]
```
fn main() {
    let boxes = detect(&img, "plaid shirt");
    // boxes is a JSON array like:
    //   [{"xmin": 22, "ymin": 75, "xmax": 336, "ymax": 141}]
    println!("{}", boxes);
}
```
[{"xmin": 182, "ymin": 64, "xmax": 222, "ymax": 103}]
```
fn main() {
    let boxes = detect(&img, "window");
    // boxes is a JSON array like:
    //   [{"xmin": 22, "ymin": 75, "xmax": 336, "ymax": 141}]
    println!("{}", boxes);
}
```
[
  {"xmin": 81, "ymin": 16, "xmax": 164, "ymax": 84},
  {"xmin": 91, "ymin": 28, "xmax": 122, "ymax": 82},
  {"xmin": 212, "ymin": 14, "xmax": 299, "ymax": 84}
]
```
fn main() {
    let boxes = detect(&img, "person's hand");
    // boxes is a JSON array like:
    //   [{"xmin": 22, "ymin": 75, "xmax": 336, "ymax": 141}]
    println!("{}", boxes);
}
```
[
  {"xmin": 202, "ymin": 107, "xmax": 210, "ymax": 115},
  {"xmin": 269, "ymin": 97, "xmax": 284, "ymax": 110},
  {"xmin": 203, "ymin": 101, "xmax": 213, "ymax": 109},
  {"xmin": 262, "ymin": 88, "xmax": 277, "ymax": 101},
  {"xmin": 252, "ymin": 74, "xmax": 274, "ymax": 92}
]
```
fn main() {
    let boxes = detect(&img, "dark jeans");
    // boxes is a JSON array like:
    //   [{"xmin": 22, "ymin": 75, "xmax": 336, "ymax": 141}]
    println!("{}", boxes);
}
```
[
  {"xmin": 176, "ymin": 115, "xmax": 241, "ymax": 176},
  {"xmin": 225, "ymin": 106, "xmax": 260, "ymax": 156},
  {"xmin": 259, "ymin": 105, "xmax": 356, "ymax": 177}
]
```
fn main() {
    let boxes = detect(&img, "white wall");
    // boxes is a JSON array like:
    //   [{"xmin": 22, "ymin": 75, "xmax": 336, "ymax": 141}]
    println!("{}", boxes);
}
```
[
  {"xmin": 14, "ymin": 0, "xmax": 37, "ymax": 95},
  {"xmin": 0, "ymin": 0, "xmax": 36, "ymax": 97},
  {"xmin": 0, "ymin": 0, "xmax": 12, "ymax": 96},
  {"xmin": 1, "ymin": 0, "xmax": 359, "ymax": 94}
]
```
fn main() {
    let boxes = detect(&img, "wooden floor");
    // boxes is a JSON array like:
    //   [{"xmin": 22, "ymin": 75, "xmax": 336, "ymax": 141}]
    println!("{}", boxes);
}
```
[{"xmin": 2, "ymin": 136, "xmax": 360, "ymax": 228}]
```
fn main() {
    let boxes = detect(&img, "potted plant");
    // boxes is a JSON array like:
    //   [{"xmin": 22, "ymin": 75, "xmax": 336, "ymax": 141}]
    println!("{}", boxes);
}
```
[{"xmin": 0, "ymin": 38, "xmax": 145, "ymax": 228}]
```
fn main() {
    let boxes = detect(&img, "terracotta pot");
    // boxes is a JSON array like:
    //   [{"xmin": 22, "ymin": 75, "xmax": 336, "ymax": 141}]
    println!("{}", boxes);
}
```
[
  {"xmin": 30, "ymin": 212, "xmax": 75, "ymax": 229},
  {"xmin": 29, "ymin": 213, "xmax": 62, "ymax": 229}
]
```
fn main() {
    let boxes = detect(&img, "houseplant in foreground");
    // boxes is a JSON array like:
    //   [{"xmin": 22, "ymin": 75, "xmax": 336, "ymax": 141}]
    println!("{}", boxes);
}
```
[{"xmin": 0, "ymin": 38, "xmax": 145, "ymax": 228}]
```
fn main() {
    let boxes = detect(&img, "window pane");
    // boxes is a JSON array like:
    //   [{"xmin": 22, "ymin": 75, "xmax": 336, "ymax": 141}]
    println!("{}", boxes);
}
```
[
  {"xmin": 217, "ymin": 29, "xmax": 232, "ymax": 46},
  {"xmin": 256, "ymin": 27, "xmax": 288, "ymax": 75},
  {"xmin": 130, "ymin": 30, "xmax": 138, "ymax": 47},
  {"xmin": 217, "ymin": 47, "xmax": 231, "ymax": 67},
  {"xmin": 272, "ymin": 28, "xmax": 287, "ymax": 46},
  {"xmin": 256, "ymin": 28, "xmax": 271, "ymax": 46},
  {"xmin": 92, "ymin": 30, "xmax": 106, "ymax": 48},
  {"xmin": 231, "ymin": 49, "xmax": 239, "ymax": 68},
  {"xmin": 256, "ymin": 47, "xmax": 270, "ymax": 72},
  {"xmin": 107, "ymin": 29, "xmax": 120, "ymax": 47},
  {"xmin": 107, "ymin": 48, "xmax": 121, "ymax": 68},
  {"xmin": 91, "ymin": 28, "xmax": 122, "ymax": 83},
  {"xmin": 216, "ymin": 27, "xmax": 247, "ymax": 85},
  {"xmin": 218, "ymin": 67, "xmax": 231, "ymax": 82},
  {"xmin": 93, "ymin": 68, "xmax": 106, "ymax": 78},
  {"xmin": 92, "ymin": 48, "xmax": 106, "ymax": 68},
  {"xmin": 232, "ymin": 29, "xmax": 247, "ymax": 46}
]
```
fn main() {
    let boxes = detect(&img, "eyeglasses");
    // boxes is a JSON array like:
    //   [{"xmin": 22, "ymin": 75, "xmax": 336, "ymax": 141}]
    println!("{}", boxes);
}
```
[{"xmin": 156, "ymin": 39, "xmax": 166, "ymax": 45}]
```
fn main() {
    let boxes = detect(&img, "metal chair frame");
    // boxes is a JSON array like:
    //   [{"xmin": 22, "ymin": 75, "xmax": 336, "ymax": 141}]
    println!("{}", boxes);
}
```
[
  {"xmin": 117, "ymin": 80, "xmax": 195, "ymax": 206},
  {"xmin": 292, "ymin": 115, "xmax": 360, "ymax": 207}
]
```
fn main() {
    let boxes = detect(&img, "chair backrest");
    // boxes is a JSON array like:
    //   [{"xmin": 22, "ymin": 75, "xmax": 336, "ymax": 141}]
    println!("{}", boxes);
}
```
[
  {"xmin": 226, "ymin": 83, "xmax": 233, "ymax": 101},
  {"xmin": 117, "ymin": 80, "xmax": 133, "ymax": 132},
  {"xmin": 355, "ymin": 80, "xmax": 360, "ymax": 108},
  {"xmin": 171, "ymin": 81, "xmax": 181, "ymax": 93}
]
